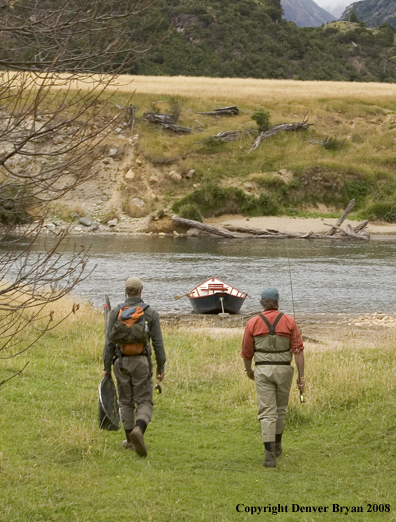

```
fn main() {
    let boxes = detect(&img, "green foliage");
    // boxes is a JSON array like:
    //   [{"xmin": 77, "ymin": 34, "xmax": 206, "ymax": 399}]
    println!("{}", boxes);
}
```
[
  {"xmin": 361, "ymin": 201, "xmax": 396, "ymax": 221},
  {"xmin": 172, "ymin": 178, "xmax": 281, "ymax": 217},
  {"xmin": 348, "ymin": 10, "xmax": 360, "ymax": 23},
  {"xmin": 177, "ymin": 203, "xmax": 203, "ymax": 222},
  {"xmin": 251, "ymin": 109, "xmax": 271, "ymax": 132},
  {"xmin": 168, "ymin": 96, "xmax": 183, "ymax": 123},
  {"xmin": 345, "ymin": 179, "xmax": 373, "ymax": 205},
  {"xmin": 130, "ymin": 0, "xmax": 396, "ymax": 82},
  {"xmin": 323, "ymin": 137, "xmax": 347, "ymax": 151}
]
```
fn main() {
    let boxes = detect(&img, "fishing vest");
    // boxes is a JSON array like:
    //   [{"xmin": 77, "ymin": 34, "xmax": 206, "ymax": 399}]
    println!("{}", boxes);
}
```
[{"xmin": 253, "ymin": 312, "xmax": 292, "ymax": 366}]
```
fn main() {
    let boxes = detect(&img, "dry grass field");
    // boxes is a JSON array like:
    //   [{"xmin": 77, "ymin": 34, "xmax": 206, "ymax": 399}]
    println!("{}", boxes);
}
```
[{"xmin": 111, "ymin": 75, "xmax": 396, "ymax": 103}]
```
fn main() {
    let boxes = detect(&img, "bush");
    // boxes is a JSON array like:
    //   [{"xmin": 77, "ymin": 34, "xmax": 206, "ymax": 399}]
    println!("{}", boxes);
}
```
[
  {"xmin": 323, "ymin": 137, "xmax": 346, "ymax": 151},
  {"xmin": 360, "ymin": 201, "xmax": 396, "ymax": 222},
  {"xmin": 172, "ymin": 178, "xmax": 281, "ymax": 217},
  {"xmin": 344, "ymin": 179, "xmax": 372, "ymax": 206},
  {"xmin": 177, "ymin": 204, "xmax": 203, "ymax": 222},
  {"xmin": 251, "ymin": 109, "xmax": 271, "ymax": 133}
]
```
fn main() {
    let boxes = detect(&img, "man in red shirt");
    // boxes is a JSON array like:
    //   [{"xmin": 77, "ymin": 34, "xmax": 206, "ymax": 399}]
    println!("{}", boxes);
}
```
[{"xmin": 241, "ymin": 287, "xmax": 305, "ymax": 468}]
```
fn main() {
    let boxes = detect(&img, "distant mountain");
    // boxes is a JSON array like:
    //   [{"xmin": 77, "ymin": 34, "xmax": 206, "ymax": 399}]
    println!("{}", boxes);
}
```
[
  {"xmin": 281, "ymin": 0, "xmax": 336, "ymax": 27},
  {"xmin": 341, "ymin": 0, "xmax": 396, "ymax": 27}
]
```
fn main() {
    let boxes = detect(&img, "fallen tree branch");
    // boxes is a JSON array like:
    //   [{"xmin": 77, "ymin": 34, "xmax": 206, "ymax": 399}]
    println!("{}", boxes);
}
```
[
  {"xmin": 353, "ymin": 220, "xmax": 369, "ymax": 233},
  {"xmin": 250, "ymin": 114, "xmax": 314, "ymax": 152},
  {"xmin": 327, "ymin": 199, "xmax": 355, "ymax": 235},
  {"xmin": 223, "ymin": 224, "xmax": 266, "ymax": 235},
  {"xmin": 161, "ymin": 124, "xmax": 192, "ymax": 135},
  {"xmin": 323, "ymin": 223, "xmax": 369, "ymax": 240},
  {"xmin": 172, "ymin": 216, "xmax": 241, "ymax": 238},
  {"xmin": 196, "ymin": 106, "xmax": 239, "ymax": 117}
]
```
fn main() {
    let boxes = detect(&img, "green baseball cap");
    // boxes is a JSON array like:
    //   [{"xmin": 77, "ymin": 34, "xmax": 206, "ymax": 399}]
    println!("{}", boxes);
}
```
[{"xmin": 261, "ymin": 287, "xmax": 279, "ymax": 301}]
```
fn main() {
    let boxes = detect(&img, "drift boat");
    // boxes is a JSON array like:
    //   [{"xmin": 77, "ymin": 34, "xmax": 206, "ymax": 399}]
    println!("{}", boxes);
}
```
[{"xmin": 187, "ymin": 277, "xmax": 247, "ymax": 314}]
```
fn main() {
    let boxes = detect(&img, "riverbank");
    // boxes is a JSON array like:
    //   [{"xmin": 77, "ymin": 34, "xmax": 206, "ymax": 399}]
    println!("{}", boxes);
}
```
[{"xmin": 15, "ymin": 214, "xmax": 396, "ymax": 238}]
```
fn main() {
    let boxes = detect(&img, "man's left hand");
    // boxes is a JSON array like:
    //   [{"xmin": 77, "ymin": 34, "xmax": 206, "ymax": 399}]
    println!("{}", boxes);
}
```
[{"xmin": 156, "ymin": 371, "xmax": 165, "ymax": 382}]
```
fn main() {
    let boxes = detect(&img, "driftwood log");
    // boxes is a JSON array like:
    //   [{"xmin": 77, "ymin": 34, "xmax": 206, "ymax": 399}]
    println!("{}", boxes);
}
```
[
  {"xmin": 209, "ymin": 131, "xmax": 239, "ymax": 142},
  {"xmin": 327, "ymin": 199, "xmax": 355, "ymax": 235},
  {"xmin": 196, "ymin": 106, "xmax": 240, "ymax": 117},
  {"xmin": 250, "ymin": 114, "xmax": 314, "ymax": 152},
  {"xmin": 172, "ymin": 216, "xmax": 241, "ymax": 238},
  {"xmin": 144, "ymin": 113, "xmax": 175, "ymax": 125},
  {"xmin": 324, "ymin": 223, "xmax": 369, "ymax": 240},
  {"xmin": 143, "ymin": 113, "xmax": 191, "ymax": 134},
  {"xmin": 173, "ymin": 200, "xmax": 370, "ymax": 240},
  {"xmin": 162, "ymin": 124, "xmax": 192, "ymax": 135}
]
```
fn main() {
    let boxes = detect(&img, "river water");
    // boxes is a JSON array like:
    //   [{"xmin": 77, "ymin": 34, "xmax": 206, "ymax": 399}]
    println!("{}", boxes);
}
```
[{"xmin": 19, "ymin": 234, "xmax": 396, "ymax": 316}]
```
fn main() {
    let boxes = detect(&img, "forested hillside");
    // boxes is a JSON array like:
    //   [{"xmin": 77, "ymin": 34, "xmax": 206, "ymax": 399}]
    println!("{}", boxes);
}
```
[
  {"xmin": 132, "ymin": 0, "xmax": 396, "ymax": 82},
  {"xmin": 1, "ymin": 0, "xmax": 395, "ymax": 81},
  {"xmin": 341, "ymin": 0, "xmax": 396, "ymax": 28}
]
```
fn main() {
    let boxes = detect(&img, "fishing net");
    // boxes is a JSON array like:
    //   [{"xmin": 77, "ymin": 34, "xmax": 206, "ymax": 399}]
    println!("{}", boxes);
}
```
[{"xmin": 98, "ymin": 376, "xmax": 120, "ymax": 431}]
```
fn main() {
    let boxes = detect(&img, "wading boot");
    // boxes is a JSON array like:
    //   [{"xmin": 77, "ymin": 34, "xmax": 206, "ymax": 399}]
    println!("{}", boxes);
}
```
[
  {"xmin": 275, "ymin": 442, "xmax": 282, "ymax": 457},
  {"xmin": 122, "ymin": 429, "xmax": 135, "ymax": 450},
  {"xmin": 263, "ymin": 442, "xmax": 276, "ymax": 468},
  {"xmin": 130, "ymin": 426, "xmax": 147, "ymax": 457}
]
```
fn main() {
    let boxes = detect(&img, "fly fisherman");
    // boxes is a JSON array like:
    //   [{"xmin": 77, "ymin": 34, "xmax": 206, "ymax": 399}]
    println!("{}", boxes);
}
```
[
  {"xmin": 241, "ymin": 287, "xmax": 305, "ymax": 468},
  {"xmin": 103, "ymin": 277, "xmax": 166, "ymax": 457}
]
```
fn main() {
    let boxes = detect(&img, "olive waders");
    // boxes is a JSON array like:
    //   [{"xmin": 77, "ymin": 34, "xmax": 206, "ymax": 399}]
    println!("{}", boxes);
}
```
[{"xmin": 254, "ymin": 313, "xmax": 294, "ymax": 467}]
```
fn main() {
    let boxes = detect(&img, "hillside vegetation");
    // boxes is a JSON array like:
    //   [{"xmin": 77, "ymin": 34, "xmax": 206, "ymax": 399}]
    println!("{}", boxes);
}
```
[
  {"xmin": 70, "ymin": 77, "xmax": 396, "ymax": 224},
  {"xmin": 129, "ymin": 0, "xmax": 396, "ymax": 83}
]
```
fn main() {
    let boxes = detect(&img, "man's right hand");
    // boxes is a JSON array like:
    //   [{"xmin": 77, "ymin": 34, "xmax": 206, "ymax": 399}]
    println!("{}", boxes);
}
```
[
  {"xmin": 156, "ymin": 371, "xmax": 165, "ymax": 382},
  {"xmin": 103, "ymin": 370, "xmax": 111, "ymax": 378},
  {"xmin": 245, "ymin": 369, "xmax": 255, "ymax": 381}
]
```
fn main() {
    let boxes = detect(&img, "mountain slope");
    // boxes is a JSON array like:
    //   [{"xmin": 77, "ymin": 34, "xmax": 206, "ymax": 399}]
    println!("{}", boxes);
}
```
[
  {"xmin": 281, "ymin": 0, "xmax": 336, "ymax": 27},
  {"xmin": 341, "ymin": 0, "xmax": 396, "ymax": 27}
]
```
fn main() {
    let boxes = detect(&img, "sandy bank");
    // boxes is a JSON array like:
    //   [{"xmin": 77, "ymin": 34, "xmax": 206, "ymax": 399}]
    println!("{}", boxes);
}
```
[{"xmin": 208, "ymin": 215, "xmax": 396, "ymax": 236}]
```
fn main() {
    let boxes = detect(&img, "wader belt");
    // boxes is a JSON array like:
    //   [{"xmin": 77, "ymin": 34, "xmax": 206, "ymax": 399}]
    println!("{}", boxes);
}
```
[{"xmin": 255, "ymin": 361, "xmax": 291, "ymax": 365}]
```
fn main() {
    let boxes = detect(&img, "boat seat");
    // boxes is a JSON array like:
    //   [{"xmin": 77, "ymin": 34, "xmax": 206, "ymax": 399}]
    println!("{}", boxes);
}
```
[{"xmin": 208, "ymin": 284, "xmax": 227, "ymax": 292}]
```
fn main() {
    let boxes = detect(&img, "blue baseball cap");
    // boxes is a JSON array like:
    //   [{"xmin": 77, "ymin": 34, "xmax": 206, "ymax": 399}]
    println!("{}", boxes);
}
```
[{"xmin": 261, "ymin": 287, "xmax": 279, "ymax": 301}]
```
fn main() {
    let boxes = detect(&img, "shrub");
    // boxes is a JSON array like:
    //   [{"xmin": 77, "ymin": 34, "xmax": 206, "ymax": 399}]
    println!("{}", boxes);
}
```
[
  {"xmin": 323, "ymin": 137, "xmax": 346, "ymax": 151},
  {"xmin": 172, "ymin": 178, "xmax": 281, "ymax": 217},
  {"xmin": 177, "ymin": 203, "xmax": 203, "ymax": 222},
  {"xmin": 251, "ymin": 109, "xmax": 271, "ymax": 133},
  {"xmin": 345, "ymin": 179, "xmax": 373, "ymax": 206},
  {"xmin": 360, "ymin": 201, "xmax": 396, "ymax": 222}
]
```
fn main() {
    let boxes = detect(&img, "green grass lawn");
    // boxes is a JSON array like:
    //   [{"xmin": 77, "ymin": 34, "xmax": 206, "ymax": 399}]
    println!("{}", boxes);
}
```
[{"xmin": 0, "ymin": 310, "xmax": 395, "ymax": 521}]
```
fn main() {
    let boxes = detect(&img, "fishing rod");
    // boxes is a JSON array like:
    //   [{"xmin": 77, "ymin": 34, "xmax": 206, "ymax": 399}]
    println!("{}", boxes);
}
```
[{"xmin": 285, "ymin": 235, "xmax": 305, "ymax": 404}]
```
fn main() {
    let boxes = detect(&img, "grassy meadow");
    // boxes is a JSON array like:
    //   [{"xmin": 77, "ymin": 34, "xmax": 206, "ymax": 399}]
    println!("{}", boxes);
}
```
[{"xmin": 0, "ymin": 297, "xmax": 395, "ymax": 521}]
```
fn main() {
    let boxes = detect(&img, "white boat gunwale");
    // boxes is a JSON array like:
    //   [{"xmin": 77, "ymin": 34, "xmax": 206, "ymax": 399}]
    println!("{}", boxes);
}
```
[{"xmin": 187, "ymin": 276, "xmax": 247, "ymax": 300}]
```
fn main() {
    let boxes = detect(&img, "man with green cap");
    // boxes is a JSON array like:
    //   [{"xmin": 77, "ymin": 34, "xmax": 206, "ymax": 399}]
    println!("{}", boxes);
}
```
[
  {"xmin": 241, "ymin": 287, "xmax": 305, "ymax": 468},
  {"xmin": 103, "ymin": 277, "xmax": 166, "ymax": 457}
]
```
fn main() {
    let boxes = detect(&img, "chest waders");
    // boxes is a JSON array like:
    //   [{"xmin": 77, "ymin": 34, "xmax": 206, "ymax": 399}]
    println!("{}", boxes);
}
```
[{"xmin": 253, "ymin": 313, "xmax": 292, "ymax": 365}]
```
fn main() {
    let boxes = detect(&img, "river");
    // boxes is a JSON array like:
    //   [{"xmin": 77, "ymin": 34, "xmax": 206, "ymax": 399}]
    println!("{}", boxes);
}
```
[{"xmin": 18, "ymin": 234, "xmax": 396, "ymax": 316}]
